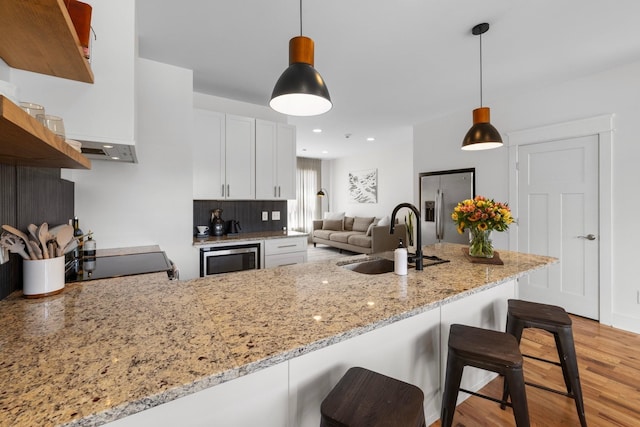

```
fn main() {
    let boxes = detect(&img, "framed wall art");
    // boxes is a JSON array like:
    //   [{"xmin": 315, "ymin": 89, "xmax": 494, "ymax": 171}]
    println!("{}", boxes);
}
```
[{"xmin": 348, "ymin": 168, "xmax": 378, "ymax": 203}]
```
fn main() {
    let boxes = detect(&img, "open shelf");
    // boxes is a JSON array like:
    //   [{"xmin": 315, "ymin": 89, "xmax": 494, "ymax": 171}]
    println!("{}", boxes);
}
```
[
  {"xmin": 0, "ymin": 96, "xmax": 91, "ymax": 169},
  {"xmin": 0, "ymin": 0, "xmax": 94, "ymax": 83}
]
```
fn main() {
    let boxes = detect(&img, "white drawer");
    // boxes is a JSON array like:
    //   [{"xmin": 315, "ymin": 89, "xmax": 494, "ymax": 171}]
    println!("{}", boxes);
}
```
[
  {"xmin": 264, "ymin": 236, "xmax": 307, "ymax": 255},
  {"xmin": 264, "ymin": 252, "xmax": 308, "ymax": 268}
]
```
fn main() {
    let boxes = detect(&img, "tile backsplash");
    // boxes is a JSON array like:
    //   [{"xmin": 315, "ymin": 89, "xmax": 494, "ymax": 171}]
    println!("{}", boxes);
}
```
[{"xmin": 193, "ymin": 200, "xmax": 288, "ymax": 235}]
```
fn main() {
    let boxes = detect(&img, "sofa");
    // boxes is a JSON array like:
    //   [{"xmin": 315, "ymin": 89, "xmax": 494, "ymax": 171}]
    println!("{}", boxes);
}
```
[{"xmin": 312, "ymin": 215, "xmax": 408, "ymax": 255}]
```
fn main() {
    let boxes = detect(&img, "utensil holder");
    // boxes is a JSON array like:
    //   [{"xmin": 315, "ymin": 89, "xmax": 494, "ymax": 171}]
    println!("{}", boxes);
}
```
[{"xmin": 23, "ymin": 256, "xmax": 65, "ymax": 298}]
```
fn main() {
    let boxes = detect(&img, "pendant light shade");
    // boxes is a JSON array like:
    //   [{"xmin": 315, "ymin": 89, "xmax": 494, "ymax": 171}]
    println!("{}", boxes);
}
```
[
  {"xmin": 270, "ymin": 0, "xmax": 332, "ymax": 116},
  {"xmin": 461, "ymin": 23, "xmax": 503, "ymax": 151},
  {"xmin": 270, "ymin": 36, "xmax": 332, "ymax": 116}
]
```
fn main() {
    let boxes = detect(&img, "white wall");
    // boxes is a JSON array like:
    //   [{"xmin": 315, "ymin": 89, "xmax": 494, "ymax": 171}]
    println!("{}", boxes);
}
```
[
  {"xmin": 0, "ymin": 59, "xmax": 10, "ymax": 81},
  {"xmin": 329, "ymin": 139, "xmax": 413, "ymax": 220},
  {"xmin": 69, "ymin": 58, "xmax": 197, "ymax": 279},
  {"xmin": 194, "ymin": 92, "xmax": 285, "ymax": 122},
  {"xmin": 414, "ymin": 60, "xmax": 640, "ymax": 333}
]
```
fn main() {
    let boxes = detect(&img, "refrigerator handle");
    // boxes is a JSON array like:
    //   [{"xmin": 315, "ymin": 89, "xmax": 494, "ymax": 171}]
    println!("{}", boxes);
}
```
[{"xmin": 437, "ymin": 191, "xmax": 445, "ymax": 239}]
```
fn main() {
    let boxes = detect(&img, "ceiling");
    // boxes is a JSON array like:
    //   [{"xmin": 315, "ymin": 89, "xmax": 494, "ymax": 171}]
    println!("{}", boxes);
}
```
[{"xmin": 136, "ymin": 0, "xmax": 640, "ymax": 159}]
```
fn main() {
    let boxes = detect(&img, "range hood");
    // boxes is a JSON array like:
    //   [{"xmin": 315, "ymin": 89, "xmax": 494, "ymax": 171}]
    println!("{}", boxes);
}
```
[{"xmin": 78, "ymin": 139, "xmax": 138, "ymax": 163}]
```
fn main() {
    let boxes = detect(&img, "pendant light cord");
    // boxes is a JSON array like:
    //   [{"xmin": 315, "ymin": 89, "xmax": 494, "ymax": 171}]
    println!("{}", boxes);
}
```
[
  {"xmin": 299, "ymin": 0, "xmax": 303, "ymax": 36},
  {"xmin": 479, "ymin": 31, "xmax": 483, "ymax": 107}
]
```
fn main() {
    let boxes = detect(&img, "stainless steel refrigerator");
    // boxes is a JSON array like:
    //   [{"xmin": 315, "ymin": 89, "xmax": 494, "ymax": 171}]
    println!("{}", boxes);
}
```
[{"xmin": 419, "ymin": 168, "xmax": 475, "ymax": 245}]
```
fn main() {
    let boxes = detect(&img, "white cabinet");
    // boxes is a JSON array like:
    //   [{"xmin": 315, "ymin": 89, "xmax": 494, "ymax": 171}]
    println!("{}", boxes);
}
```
[
  {"xmin": 193, "ymin": 109, "xmax": 224, "ymax": 199},
  {"xmin": 255, "ymin": 120, "xmax": 296, "ymax": 200},
  {"xmin": 264, "ymin": 236, "xmax": 308, "ymax": 268},
  {"xmin": 193, "ymin": 111, "xmax": 255, "ymax": 200},
  {"xmin": 10, "ymin": 0, "xmax": 136, "ymax": 146},
  {"xmin": 225, "ymin": 114, "xmax": 256, "ymax": 199}
]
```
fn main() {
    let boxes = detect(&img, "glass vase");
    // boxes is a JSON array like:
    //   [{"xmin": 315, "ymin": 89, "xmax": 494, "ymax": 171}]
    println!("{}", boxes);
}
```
[{"xmin": 469, "ymin": 228, "xmax": 494, "ymax": 258}]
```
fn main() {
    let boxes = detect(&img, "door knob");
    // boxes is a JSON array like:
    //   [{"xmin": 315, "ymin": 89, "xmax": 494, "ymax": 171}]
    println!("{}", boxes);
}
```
[{"xmin": 578, "ymin": 234, "xmax": 596, "ymax": 240}]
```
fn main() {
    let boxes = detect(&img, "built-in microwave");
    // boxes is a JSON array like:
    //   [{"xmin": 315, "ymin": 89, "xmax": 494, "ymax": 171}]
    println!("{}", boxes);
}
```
[{"xmin": 200, "ymin": 243, "xmax": 261, "ymax": 276}]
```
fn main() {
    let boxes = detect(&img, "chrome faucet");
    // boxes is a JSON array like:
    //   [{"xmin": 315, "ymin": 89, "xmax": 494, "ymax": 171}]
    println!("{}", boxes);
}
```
[{"xmin": 390, "ymin": 203, "xmax": 423, "ymax": 271}]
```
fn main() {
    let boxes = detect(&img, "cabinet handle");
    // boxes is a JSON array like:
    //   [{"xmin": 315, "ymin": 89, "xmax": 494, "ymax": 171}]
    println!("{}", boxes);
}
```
[
  {"xmin": 227, "ymin": 184, "xmax": 230, "ymax": 197},
  {"xmin": 278, "ymin": 186, "xmax": 281, "ymax": 197},
  {"xmin": 221, "ymin": 184, "xmax": 225, "ymax": 197},
  {"xmin": 278, "ymin": 244, "xmax": 297, "ymax": 248},
  {"xmin": 274, "ymin": 186, "xmax": 277, "ymax": 197}
]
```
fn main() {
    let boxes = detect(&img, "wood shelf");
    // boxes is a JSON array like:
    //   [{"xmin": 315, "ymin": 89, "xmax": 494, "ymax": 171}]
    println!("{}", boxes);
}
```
[
  {"xmin": 0, "ymin": 96, "xmax": 91, "ymax": 169},
  {"xmin": 0, "ymin": 0, "xmax": 94, "ymax": 83}
]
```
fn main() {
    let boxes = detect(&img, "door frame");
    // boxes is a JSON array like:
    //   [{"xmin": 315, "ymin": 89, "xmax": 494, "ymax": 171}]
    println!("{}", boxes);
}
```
[{"xmin": 507, "ymin": 114, "xmax": 614, "ymax": 325}]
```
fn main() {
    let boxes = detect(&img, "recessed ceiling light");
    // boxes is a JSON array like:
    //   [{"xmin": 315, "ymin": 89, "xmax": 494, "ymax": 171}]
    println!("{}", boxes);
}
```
[
  {"xmin": 103, "ymin": 145, "xmax": 114, "ymax": 149},
  {"xmin": 366, "ymin": 137, "xmax": 375, "ymax": 141},
  {"xmin": 321, "ymin": 150, "xmax": 328, "ymax": 154},
  {"xmin": 111, "ymin": 157, "xmax": 120, "ymax": 160},
  {"xmin": 312, "ymin": 128, "xmax": 322, "ymax": 133}
]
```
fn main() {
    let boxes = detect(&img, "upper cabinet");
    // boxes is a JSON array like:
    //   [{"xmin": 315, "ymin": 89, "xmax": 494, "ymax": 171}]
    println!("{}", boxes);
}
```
[
  {"xmin": 193, "ymin": 111, "xmax": 256, "ymax": 200},
  {"xmin": 255, "ymin": 120, "xmax": 296, "ymax": 200},
  {"xmin": 0, "ymin": 0, "xmax": 94, "ymax": 83},
  {"xmin": 9, "ymin": 0, "xmax": 136, "ymax": 147},
  {"xmin": 193, "ymin": 111, "xmax": 296, "ymax": 201}
]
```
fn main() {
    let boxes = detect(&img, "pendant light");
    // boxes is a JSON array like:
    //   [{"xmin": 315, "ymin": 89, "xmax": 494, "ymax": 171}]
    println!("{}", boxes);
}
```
[
  {"xmin": 270, "ymin": 0, "xmax": 332, "ymax": 116},
  {"xmin": 461, "ymin": 23, "xmax": 503, "ymax": 151}
]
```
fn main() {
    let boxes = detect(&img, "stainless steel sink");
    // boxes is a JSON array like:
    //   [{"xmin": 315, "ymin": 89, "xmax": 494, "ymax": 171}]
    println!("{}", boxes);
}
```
[{"xmin": 341, "ymin": 258, "xmax": 395, "ymax": 275}]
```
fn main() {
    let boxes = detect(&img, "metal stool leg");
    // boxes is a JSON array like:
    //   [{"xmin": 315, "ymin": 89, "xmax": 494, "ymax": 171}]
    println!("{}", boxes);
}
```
[
  {"xmin": 504, "ymin": 368, "xmax": 530, "ymax": 427},
  {"xmin": 441, "ymin": 352, "xmax": 465, "ymax": 427},
  {"xmin": 557, "ymin": 327, "xmax": 587, "ymax": 427}
]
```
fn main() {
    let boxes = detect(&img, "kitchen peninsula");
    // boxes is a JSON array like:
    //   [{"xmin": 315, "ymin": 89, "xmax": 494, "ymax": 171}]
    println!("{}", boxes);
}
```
[{"xmin": 0, "ymin": 244, "xmax": 556, "ymax": 427}]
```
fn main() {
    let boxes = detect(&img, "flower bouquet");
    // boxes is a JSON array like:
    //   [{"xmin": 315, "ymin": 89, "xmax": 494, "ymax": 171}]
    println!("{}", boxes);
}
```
[{"xmin": 451, "ymin": 196, "xmax": 514, "ymax": 258}]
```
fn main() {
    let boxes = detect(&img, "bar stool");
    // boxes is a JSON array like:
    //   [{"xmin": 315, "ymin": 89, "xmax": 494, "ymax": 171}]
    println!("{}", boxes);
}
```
[
  {"xmin": 441, "ymin": 324, "xmax": 530, "ymax": 427},
  {"xmin": 320, "ymin": 366, "xmax": 426, "ymax": 427},
  {"xmin": 501, "ymin": 299, "xmax": 587, "ymax": 427}
]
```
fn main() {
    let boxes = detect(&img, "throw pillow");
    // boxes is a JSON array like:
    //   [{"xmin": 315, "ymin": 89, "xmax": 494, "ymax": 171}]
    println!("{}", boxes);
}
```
[
  {"xmin": 343, "ymin": 216, "xmax": 355, "ymax": 231},
  {"xmin": 322, "ymin": 219, "xmax": 344, "ymax": 231},
  {"xmin": 353, "ymin": 216, "xmax": 375, "ymax": 232},
  {"xmin": 366, "ymin": 222, "xmax": 376, "ymax": 236},
  {"xmin": 377, "ymin": 215, "xmax": 391, "ymax": 226},
  {"xmin": 323, "ymin": 211, "xmax": 345, "ymax": 220}
]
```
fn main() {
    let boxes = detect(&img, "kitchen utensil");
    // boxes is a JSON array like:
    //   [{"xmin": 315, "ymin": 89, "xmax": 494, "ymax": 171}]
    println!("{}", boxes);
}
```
[
  {"xmin": 55, "ymin": 225, "xmax": 74, "ymax": 257},
  {"xmin": 37, "ymin": 222, "xmax": 49, "ymax": 259},
  {"xmin": 48, "ymin": 242, "xmax": 56, "ymax": 259},
  {"xmin": 1, "ymin": 225, "xmax": 37, "ymax": 260},
  {"xmin": 62, "ymin": 239, "xmax": 78, "ymax": 255},
  {"xmin": 28, "ymin": 239, "xmax": 43, "ymax": 260},
  {"xmin": 0, "ymin": 232, "xmax": 30, "ymax": 260},
  {"xmin": 27, "ymin": 223, "xmax": 39, "ymax": 242}
]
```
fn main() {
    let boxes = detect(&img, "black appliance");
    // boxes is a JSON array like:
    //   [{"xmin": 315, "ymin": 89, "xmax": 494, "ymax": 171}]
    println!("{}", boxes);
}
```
[
  {"xmin": 66, "ymin": 251, "xmax": 173, "ymax": 282},
  {"xmin": 200, "ymin": 243, "xmax": 260, "ymax": 276}
]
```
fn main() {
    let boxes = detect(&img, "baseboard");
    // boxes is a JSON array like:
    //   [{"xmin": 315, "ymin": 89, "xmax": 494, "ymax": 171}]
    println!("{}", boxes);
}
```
[{"xmin": 612, "ymin": 313, "xmax": 640, "ymax": 334}]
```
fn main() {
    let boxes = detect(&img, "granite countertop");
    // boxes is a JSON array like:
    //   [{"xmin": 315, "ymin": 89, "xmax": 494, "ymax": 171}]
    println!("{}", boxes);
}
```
[
  {"xmin": 192, "ymin": 230, "xmax": 307, "ymax": 246},
  {"xmin": 0, "ymin": 243, "xmax": 556, "ymax": 426}
]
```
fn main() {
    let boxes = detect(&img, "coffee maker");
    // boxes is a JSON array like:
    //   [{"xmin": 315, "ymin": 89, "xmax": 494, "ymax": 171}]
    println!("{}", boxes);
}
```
[{"xmin": 210, "ymin": 208, "xmax": 225, "ymax": 236}]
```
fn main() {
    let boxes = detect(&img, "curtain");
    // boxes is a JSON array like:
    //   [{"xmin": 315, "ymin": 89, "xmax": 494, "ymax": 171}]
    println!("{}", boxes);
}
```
[{"xmin": 288, "ymin": 157, "xmax": 321, "ymax": 234}]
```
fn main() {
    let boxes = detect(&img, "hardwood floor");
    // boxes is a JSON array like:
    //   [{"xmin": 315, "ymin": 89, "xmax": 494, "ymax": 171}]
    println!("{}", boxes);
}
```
[
  {"xmin": 430, "ymin": 315, "xmax": 640, "ymax": 427},
  {"xmin": 307, "ymin": 244, "xmax": 640, "ymax": 426}
]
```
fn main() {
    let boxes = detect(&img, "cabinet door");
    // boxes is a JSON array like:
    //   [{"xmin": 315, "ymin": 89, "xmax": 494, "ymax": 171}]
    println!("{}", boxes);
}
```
[
  {"xmin": 255, "ymin": 120, "xmax": 278, "ymax": 199},
  {"xmin": 276, "ymin": 123, "xmax": 296, "ymax": 200},
  {"xmin": 225, "ymin": 115, "xmax": 255, "ymax": 200},
  {"xmin": 193, "ymin": 109, "xmax": 225, "ymax": 199},
  {"xmin": 255, "ymin": 121, "xmax": 296, "ymax": 200}
]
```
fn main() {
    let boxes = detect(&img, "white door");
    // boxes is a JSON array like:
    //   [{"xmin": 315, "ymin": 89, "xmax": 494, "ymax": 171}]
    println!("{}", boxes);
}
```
[{"xmin": 517, "ymin": 135, "xmax": 599, "ymax": 319}]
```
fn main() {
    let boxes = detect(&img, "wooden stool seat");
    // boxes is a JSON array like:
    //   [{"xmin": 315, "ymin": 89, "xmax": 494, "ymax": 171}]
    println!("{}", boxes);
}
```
[
  {"xmin": 442, "ymin": 324, "xmax": 530, "ymax": 427},
  {"xmin": 320, "ymin": 367, "xmax": 426, "ymax": 427},
  {"xmin": 502, "ymin": 299, "xmax": 587, "ymax": 427}
]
